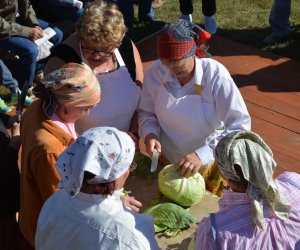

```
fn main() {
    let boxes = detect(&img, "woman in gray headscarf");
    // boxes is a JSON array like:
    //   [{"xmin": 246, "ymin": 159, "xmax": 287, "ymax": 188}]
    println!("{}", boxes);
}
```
[
  {"xmin": 195, "ymin": 131, "xmax": 300, "ymax": 250},
  {"xmin": 35, "ymin": 127, "xmax": 160, "ymax": 250}
]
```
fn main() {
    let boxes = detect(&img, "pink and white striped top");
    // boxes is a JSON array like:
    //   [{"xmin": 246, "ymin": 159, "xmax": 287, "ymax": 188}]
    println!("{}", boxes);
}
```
[{"xmin": 196, "ymin": 171, "xmax": 300, "ymax": 250}]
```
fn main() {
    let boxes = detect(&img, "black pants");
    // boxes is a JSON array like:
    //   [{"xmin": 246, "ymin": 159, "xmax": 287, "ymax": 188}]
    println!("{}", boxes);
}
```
[{"xmin": 179, "ymin": 0, "xmax": 216, "ymax": 17}]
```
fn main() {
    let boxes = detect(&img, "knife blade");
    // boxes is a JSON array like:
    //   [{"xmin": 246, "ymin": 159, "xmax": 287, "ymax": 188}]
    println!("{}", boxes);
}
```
[
  {"xmin": 150, "ymin": 149, "xmax": 160, "ymax": 172},
  {"xmin": 16, "ymin": 81, "xmax": 28, "ymax": 122}
]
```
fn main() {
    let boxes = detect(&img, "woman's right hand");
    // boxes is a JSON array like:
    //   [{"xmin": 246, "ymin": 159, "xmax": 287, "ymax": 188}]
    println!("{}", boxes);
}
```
[
  {"xmin": 28, "ymin": 27, "xmax": 43, "ymax": 41},
  {"xmin": 120, "ymin": 195, "xmax": 142, "ymax": 213},
  {"xmin": 145, "ymin": 133, "xmax": 161, "ymax": 156}
]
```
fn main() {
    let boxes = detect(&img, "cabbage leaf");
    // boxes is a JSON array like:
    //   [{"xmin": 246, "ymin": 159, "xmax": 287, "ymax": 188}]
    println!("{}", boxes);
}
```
[{"xmin": 143, "ymin": 203, "xmax": 196, "ymax": 237}]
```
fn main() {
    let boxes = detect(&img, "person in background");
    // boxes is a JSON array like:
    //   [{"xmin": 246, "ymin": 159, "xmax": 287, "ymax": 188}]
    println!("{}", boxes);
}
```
[
  {"xmin": 0, "ymin": 0, "xmax": 63, "ymax": 90},
  {"xmin": 35, "ymin": 127, "xmax": 160, "ymax": 250},
  {"xmin": 0, "ymin": 114, "xmax": 21, "ymax": 250},
  {"xmin": 264, "ymin": 0, "xmax": 292, "ymax": 45},
  {"xmin": 29, "ymin": 0, "xmax": 86, "ymax": 24},
  {"xmin": 111, "ymin": 0, "xmax": 164, "ymax": 30},
  {"xmin": 0, "ymin": 59, "xmax": 33, "ymax": 114},
  {"xmin": 196, "ymin": 131, "xmax": 300, "ymax": 249},
  {"xmin": 17, "ymin": 63, "xmax": 101, "ymax": 249},
  {"xmin": 179, "ymin": 0, "xmax": 217, "ymax": 34},
  {"xmin": 45, "ymin": 0, "xmax": 143, "ymax": 150},
  {"xmin": 138, "ymin": 19, "xmax": 250, "ymax": 196}
]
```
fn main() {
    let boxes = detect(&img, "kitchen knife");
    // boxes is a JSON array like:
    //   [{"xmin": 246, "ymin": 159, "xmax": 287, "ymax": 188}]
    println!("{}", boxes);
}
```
[{"xmin": 150, "ymin": 149, "xmax": 160, "ymax": 172}]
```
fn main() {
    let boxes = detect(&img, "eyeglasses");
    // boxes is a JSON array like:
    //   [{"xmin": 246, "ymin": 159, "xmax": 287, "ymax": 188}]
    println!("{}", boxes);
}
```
[
  {"xmin": 80, "ymin": 45, "xmax": 114, "ymax": 57},
  {"xmin": 129, "ymin": 161, "xmax": 137, "ymax": 172}
]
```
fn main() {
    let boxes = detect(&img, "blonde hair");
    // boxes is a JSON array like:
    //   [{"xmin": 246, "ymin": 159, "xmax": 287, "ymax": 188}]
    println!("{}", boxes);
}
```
[{"xmin": 76, "ymin": 0, "xmax": 126, "ymax": 45}]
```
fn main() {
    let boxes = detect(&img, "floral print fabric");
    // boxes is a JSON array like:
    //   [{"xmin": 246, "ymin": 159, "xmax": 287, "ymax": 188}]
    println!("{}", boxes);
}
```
[{"xmin": 56, "ymin": 127, "xmax": 135, "ymax": 198}]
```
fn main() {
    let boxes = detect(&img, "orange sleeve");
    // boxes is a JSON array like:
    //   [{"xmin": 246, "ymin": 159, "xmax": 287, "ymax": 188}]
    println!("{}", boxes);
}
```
[{"xmin": 31, "ymin": 152, "xmax": 61, "ymax": 203}]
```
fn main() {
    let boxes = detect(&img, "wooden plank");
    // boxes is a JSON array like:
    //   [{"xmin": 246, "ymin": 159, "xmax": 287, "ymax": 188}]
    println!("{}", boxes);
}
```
[
  {"xmin": 213, "ymin": 52, "xmax": 300, "ymax": 76},
  {"xmin": 246, "ymin": 102, "xmax": 300, "ymax": 134},
  {"xmin": 212, "ymin": 56, "xmax": 300, "ymax": 93},
  {"xmin": 274, "ymin": 167, "xmax": 287, "ymax": 178},
  {"xmin": 210, "ymin": 36, "xmax": 300, "ymax": 73},
  {"xmin": 240, "ymin": 87, "xmax": 300, "ymax": 121},
  {"xmin": 251, "ymin": 117, "xmax": 300, "ymax": 174}
]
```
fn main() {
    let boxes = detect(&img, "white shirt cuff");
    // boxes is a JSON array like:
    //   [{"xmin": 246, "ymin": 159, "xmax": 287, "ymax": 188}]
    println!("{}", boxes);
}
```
[{"xmin": 195, "ymin": 145, "xmax": 215, "ymax": 167}]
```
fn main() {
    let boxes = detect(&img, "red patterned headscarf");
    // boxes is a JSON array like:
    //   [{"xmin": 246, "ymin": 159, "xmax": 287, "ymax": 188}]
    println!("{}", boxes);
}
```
[{"xmin": 157, "ymin": 19, "xmax": 211, "ymax": 59}]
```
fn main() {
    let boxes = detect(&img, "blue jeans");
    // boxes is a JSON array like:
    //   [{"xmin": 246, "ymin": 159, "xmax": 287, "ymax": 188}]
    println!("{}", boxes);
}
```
[
  {"xmin": 0, "ymin": 19, "xmax": 63, "ymax": 88},
  {"xmin": 107, "ymin": 0, "xmax": 154, "ymax": 28},
  {"xmin": 269, "ymin": 0, "xmax": 291, "ymax": 36},
  {"xmin": 0, "ymin": 59, "xmax": 18, "ymax": 91},
  {"xmin": 35, "ymin": 5, "xmax": 85, "ymax": 23}
]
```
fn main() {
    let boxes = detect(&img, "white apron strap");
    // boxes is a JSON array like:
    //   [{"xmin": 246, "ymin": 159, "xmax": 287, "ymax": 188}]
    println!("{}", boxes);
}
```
[{"xmin": 113, "ymin": 48, "xmax": 125, "ymax": 67}]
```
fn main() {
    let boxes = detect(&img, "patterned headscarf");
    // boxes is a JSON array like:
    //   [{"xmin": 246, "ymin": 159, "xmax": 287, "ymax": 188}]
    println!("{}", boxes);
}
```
[
  {"xmin": 33, "ymin": 63, "xmax": 100, "ymax": 117},
  {"xmin": 215, "ymin": 131, "xmax": 290, "ymax": 230},
  {"xmin": 56, "ymin": 127, "xmax": 135, "ymax": 198},
  {"xmin": 157, "ymin": 19, "xmax": 211, "ymax": 59}
]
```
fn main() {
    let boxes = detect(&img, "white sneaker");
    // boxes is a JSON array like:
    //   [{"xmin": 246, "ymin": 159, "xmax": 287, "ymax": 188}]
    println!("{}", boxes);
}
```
[
  {"xmin": 180, "ymin": 14, "xmax": 192, "ymax": 22},
  {"xmin": 204, "ymin": 15, "xmax": 217, "ymax": 34}
]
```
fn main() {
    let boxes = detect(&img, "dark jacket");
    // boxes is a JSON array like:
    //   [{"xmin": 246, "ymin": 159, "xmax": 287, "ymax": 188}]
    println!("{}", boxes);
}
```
[
  {"xmin": 0, "ymin": 114, "xmax": 20, "ymax": 216},
  {"xmin": 0, "ymin": 0, "xmax": 39, "ymax": 39}
]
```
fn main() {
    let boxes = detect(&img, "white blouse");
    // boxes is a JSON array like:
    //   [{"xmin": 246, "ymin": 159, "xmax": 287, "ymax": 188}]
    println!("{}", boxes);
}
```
[
  {"xmin": 138, "ymin": 58, "xmax": 251, "ymax": 165},
  {"xmin": 36, "ymin": 190, "xmax": 160, "ymax": 250}
]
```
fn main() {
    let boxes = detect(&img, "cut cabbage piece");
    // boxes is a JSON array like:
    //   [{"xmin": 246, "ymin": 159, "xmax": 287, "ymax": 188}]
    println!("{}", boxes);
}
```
[{"xmin": 143, "ymin": 202, "xmax": 196, "ymax": 237}]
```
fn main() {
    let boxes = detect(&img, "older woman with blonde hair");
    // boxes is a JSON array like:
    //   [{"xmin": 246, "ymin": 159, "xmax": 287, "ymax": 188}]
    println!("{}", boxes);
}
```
[
  {"xmin": 18, "ymin": 63, "xmax": 101, "ymax": 249},
  {"xmin": 45, "ymin": 0, "xmax": 143, "ymax": 149}
]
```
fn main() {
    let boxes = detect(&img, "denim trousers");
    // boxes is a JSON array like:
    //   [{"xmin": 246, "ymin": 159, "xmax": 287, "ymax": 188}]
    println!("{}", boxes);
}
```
[
  {"xmin": 269, "ymin": 0, "xmax": 291, "ymax": 35},
  {"xmin": 179, "ymin": 0, "xmax": 216, "ymax": 17},
  {"xmin": 107, "ymin": 0, "xmax": 154, "ymax": 28},
  {"xmin": 0, "ymin": 59, "xmax": 18, "ymax": 91},
  {"xmin": 34, "ymin": 4, "xmax": 87, "ymax": 23},
  {"xmin": 0, "ymin": 19, "xmax": 63, "ymax": 88}
]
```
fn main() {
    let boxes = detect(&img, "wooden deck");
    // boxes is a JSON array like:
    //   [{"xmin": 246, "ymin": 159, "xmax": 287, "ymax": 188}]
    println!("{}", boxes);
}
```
[{"xmin": 136, "ymin": 34, "xmax": 300, "ymax": 177}]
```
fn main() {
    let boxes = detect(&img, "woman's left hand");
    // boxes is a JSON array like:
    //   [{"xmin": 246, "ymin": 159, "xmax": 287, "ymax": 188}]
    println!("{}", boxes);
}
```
[
  {"xmin": 175, "ymin": 152, "xmax": 202, "ymax": 177},
  {"xmin": 120, "ymin": 195, "xmax": 142, "ymax": 212}
]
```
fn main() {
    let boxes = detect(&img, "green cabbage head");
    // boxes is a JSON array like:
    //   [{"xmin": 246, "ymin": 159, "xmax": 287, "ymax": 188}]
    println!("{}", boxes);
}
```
[{"xmin": 158, "ymin": 164, "xmax": 206, "ymax": 206}]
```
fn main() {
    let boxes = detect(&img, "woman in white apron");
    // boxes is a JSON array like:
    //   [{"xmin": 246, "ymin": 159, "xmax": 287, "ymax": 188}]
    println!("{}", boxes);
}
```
[
  {"xmin": 44, "ymin": 1, "xmax": 143, "ymax": 149},
  {"xmin": 138, "ymin": 20, "xmax": 251, "ymax": 195},
  {"xmin": 76, "ymin": 47, "xmax": 141, "ymax": 134}
]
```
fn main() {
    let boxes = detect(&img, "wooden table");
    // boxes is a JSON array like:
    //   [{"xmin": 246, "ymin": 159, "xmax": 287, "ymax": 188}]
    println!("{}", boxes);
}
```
[{"xmin": 125, "ymin": 174, "xmax": 220, "ymax": 250}]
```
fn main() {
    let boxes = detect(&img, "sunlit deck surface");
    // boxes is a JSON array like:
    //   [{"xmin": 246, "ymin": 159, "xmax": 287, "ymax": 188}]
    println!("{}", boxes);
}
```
[{"xmin": 137, "ymin": 33, "xmax": 300, "ymax": 177}]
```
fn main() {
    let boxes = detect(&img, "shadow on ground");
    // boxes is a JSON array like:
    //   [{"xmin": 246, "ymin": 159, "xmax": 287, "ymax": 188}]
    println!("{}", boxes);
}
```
[
  {"xmin": 232, "ymin": 59, "xmax": 300, "ymax": 92},
  {"xmin": 205, "ymin": 25, "xmax": 300, "ymax": 62}
]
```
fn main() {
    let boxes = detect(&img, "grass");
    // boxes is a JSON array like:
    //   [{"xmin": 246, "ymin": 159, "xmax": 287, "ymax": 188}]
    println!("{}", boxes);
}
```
[{"xmin": 131, "ymin": 0, "xmax": 300, "ymax": 61}]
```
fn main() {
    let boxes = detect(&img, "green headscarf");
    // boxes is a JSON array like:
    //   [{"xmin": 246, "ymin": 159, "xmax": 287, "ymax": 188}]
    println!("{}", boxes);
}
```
[{"xmin": 215, "ymin": 131, "xmax": 290, "ymax": 230}]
